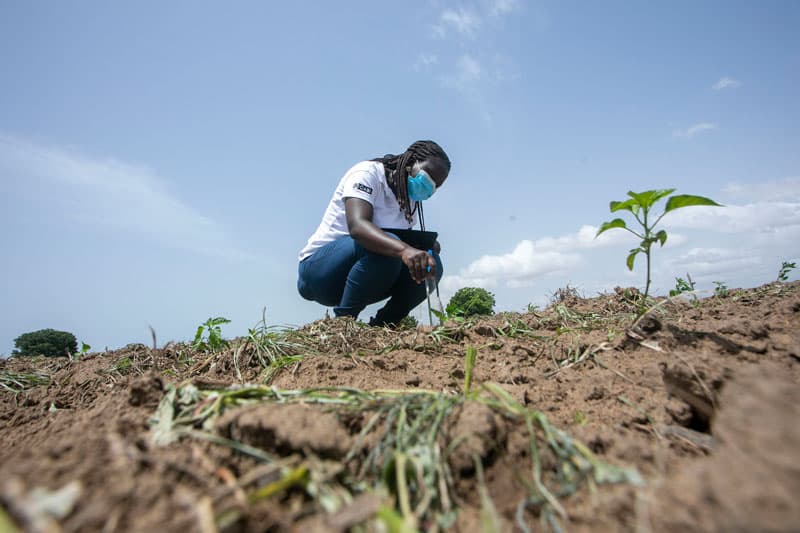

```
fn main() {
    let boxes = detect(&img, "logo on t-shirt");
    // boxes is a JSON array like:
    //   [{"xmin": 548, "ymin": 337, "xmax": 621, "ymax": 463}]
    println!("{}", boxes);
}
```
[{"xmin": 353, "ymin": 183, "xmax": 373, "ymax": 195}]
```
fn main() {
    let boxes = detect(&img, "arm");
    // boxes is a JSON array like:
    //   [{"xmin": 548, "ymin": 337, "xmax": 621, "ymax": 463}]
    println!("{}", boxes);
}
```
[{"xmin": 345, "ymin": 197, "xmax": 435, "ymax": 283}]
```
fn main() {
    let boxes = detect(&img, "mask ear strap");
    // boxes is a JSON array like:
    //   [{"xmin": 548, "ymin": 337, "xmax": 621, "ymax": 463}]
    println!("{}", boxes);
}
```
[{"xmin": 415, "ymin": 201, "xmax": 426, "ymax": 231}]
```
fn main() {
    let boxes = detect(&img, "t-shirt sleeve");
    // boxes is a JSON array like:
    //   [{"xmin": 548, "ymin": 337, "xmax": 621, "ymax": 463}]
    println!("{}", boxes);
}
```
[{"xmin": 341, "ymin": 167, "xmax": 382, "ymax": 205}]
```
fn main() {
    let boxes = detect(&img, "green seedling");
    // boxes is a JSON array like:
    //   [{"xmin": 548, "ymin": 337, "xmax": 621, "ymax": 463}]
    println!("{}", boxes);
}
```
[
  {"xmin": 597, "ymin": 189, "xmax": 722, "ymax": 308},
  {"xmin": 778, "ymin": 261, "xmax": 796, "ymax": 282},
  {"xmin": 669, "ymin": 275, "xmax": 696, "ymax": 297},
  {"xmin": 193, "ymin": 316, "xmax": 231, "ymax": 353},
  {"xmin": 713, "ymin": 281, "xmax": 729, "ymax": 297},
  {"xmin": 463, "ymin": 346, "xmax": 478, "ymax": 394},
  {"xmin": 72, "ymin": 341, "xmax": 91, "ymax": 360}
]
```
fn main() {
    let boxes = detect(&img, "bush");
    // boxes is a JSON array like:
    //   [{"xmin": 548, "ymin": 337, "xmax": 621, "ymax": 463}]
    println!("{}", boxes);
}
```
[
  {"xmin": 446, "ymin": 287, "xmax": 496, "ymax": 318},
  {"xmin": 13, "ymin": 329, "xmax": 77, "ymax": 358}
]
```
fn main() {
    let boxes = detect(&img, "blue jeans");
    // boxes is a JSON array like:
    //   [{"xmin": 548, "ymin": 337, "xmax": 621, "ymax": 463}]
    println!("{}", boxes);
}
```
[{"xmin": 297, "ymin": 234, "xmax": 444, "ymax": 325}]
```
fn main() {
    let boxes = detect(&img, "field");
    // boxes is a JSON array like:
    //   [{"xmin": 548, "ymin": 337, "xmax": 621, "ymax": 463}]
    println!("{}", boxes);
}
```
[{"xmin": 1, "ymin": 282, "xmax": 799, "ymax": 532}]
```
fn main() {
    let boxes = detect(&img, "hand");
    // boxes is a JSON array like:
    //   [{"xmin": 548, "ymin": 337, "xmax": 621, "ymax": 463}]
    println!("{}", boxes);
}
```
[{"xmin": 400, "ymin": 247, "xmax": 436, "ymax": 284}]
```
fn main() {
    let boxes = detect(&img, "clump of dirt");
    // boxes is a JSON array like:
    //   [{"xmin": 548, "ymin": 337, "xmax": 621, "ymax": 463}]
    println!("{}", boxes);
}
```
[
  {"xmin": 1, "ymin": 281, "xmax": 798, "ymax": 531},
  {"xmin": 128, "ymin": 372, "xmax": 164, "ymax": 407},
  {"xmin": 444, "ymin": 402, "xmax": 507, "ymax": 475},
  {"xmin": 217, "ymin": 403, "xmax": 352, "ymax": 459}
]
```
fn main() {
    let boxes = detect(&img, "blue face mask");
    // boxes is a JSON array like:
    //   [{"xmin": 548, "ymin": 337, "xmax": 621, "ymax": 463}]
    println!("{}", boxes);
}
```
[{"xmin": 407, "ymin": 169, "xmax": 436, "ymax": 202}]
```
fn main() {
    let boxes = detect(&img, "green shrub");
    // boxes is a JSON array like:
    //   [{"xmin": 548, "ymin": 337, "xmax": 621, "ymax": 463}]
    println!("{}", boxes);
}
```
[
  {"xmin": 13, "ymin": 329, "xmax": 77, "ymax": 358},
  {"xmin": 446, "ymin": 287, "xmax": 496, "ymax": 318},
  {"xmin": 396, "ymin": 315, "xmax": 419, "ymax": 329}
]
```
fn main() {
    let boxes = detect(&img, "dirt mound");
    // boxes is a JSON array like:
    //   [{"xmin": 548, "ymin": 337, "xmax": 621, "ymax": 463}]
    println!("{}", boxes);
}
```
[
  {"xmin": 1, "ymin": 281, "xmax": 798, "ymax": 531},
  {"xmin": 652, "ymin": 362, "xmax": 800, "ymax": 532}
]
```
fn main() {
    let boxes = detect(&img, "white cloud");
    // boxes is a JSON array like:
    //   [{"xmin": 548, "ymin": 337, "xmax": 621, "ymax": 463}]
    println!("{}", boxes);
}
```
[
  {"xmin": 664, "ymin": 201, "xmax": 800, "ymax": 234},
  {"xmin": 434, "ymin": 7, "xmax": 482, "ymax": 38},
  {"xmin": 487, "ymin": 0, "xmax": 520, "ymax": 16},
  {"xmin": 456, "ymin": 54, "xmax": 482, "ymax": 84},
  {"xmin": 438, "ymin": 54, "xmax": 491, "ymax": 123},
  {"xmin": 721, "ymin": 177, "xmax": 800, "ymax": 203},
  {"xmin": 414, "ymin": 53, "xmax": 439, "ymax": 71},
  {"xmin": 667, "ymin": 247, "xmax": 762, "ymax": 277},
  {"xmin": 712, "ymin": 77, "xmax": 741, "ymax": 90},
  {"xmin": 0, "ymin": 134, "xmax": 253, "ymax": 261},
  {"xmin": 439, "ymin": 54, "xmax": 486, "ymax": 93},
  {"xmin": 440, "ymin": 224, "xmax": 651, "ymax": 290},
  {"xmin": 672, "ymin": 122, "xmax": 718, "ymax": 138}
]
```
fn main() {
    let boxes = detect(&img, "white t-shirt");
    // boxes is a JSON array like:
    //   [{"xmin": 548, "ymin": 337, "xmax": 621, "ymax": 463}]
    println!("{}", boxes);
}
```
[{"xmin": 298, "ymin": 161, "xmax": 417, "ymax": 261}]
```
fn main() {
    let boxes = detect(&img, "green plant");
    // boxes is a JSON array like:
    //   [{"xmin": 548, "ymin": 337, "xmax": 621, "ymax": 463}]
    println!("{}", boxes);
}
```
[
  {"xmin": 12, "ymin": 329, "xmax": 78, "ymax": 358},
  {"xmin": 73, "ymin": 341, "xmax": 91, "ymax": 360},
  {"xmin": 396, "ymin": 315, "xmax": 419, "ymax": 329},
  {"xmin": 778, "ymin": 261, "xmax": 796, "ymax": 282},
  {"xmin": 446, "ymin": 287, "xmax": 496, "ymax": 318},
  {"xmin": 669, "ymin": 275, "xmax": 696, "ymax": 298},
  {"xmin": 596, "ymin": 189, "xmax": 722, "ymax": 306},
  {"xmin": 193, "ymin": 317, "xmax": 231, "ymax": 353},
  {"xmin": 713, "ymin": 281, "xmax": 729, "ymax": 297},
  {"xmin": 0, "ymin": 371, "xmax": 50, "ymax": 393}
]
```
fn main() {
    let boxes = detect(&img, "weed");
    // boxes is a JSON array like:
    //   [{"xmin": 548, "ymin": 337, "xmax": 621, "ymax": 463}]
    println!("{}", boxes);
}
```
[
  {"xmin": 550, "ymin": 285, "xmax": 581, "ymax": 306},
  {"xmin": 0, "ymin": 371, "xmax": 50, "ymax": 393},
  {"xmin": 396, "ymin": 315, "xmax": 419, "ymax": 330},
  {"xmin": 150, "ymin": 381, "xmax": 641, "ymax": 531},
  {"xmin": 70, "ymin": 341, "xmax": 91, "ymax": 361},
  {"xmin": 778, "ymin": 261, "xmax": 796, "ymax": 282},
  {"xmin": 193, "ymin": 317, "xmax": 231, "ymax": 353},
  {"xmin": 111, "ymin": 356, "xmax": 133, "ymax": 374},
  {"xmin": 597, "ymin": 189, "xmax": 722, "ymax": 309},
  {"xmin": 427, "ymin": 322, "xmax": 468, "ymax": 345},
  {"xmin": 713, "ymin": 281, "xmax": 729, "ymax": 297},
  {"xmin": 463, "ymin": 346, "xmax": 478, "ymax": 394},
  {"xmin": 496, "ymin": 318, "xmax": 537, "ymax": 338},
  {"xmin": 669, "ymin": 274, "xmax": 696, "ymax": 298}
]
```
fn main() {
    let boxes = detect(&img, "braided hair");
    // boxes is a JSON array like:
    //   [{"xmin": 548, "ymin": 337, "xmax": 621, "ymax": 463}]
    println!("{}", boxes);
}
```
[{"xmin": 371, "ymin": 140, "xmax": 451, "ymax": 223}]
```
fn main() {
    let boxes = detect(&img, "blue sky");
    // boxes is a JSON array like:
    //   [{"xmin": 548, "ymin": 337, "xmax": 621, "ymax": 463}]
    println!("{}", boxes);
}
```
[{"xmin": 1, "ymin": 1, "xmax": 798, "ymax": 354}]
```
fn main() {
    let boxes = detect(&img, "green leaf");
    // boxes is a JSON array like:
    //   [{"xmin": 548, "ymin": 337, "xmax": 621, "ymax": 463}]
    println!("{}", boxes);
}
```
[
  {"xmin": 627, "ymin": 189, "xmax": 675, "ymax": 209},
  {"xmin": 609, "ymin": 199, "xmax": 638, "ymax": 213},
  {"xmin": 655, "ymin": 230, "xmax": 667, "ymax": 246},
  {"xmin": 464, "ymin": 346, "xmax": 477, "ymax": 394},
  {"xmin": 193, "ymin": 325, "xmax": 205, "ymax": 344},
  {"xmin": 626, "ymin": 249, "xmax": 640, "ymax": 270},
  {"xmin": 596, "ymin": 218, "xmax": 627, "ymax": 236},
  {"xmin": 664, "ymin": 194, "xmax": 722, "ymax": 213}
]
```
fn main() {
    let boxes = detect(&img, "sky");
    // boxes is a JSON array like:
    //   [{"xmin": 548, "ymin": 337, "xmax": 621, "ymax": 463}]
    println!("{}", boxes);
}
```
[{"xmin": 1, "ymin": 1, "xmax": 798, "ymax": 355}]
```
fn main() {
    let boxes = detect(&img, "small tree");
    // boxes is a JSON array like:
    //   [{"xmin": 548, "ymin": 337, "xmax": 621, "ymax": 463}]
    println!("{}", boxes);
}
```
[
  {"xmin": 13, "ymin": 329, "xmax": 78, "ymax": 358},
  {"xmin": 446, "ymin": 287, "xmax": 496, "ymax": 318}
]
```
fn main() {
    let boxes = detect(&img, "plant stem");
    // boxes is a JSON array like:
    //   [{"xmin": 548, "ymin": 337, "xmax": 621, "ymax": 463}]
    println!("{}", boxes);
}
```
[{"xmin": 643, "ymin": 208, "xmax": 651, "ymax": 301}]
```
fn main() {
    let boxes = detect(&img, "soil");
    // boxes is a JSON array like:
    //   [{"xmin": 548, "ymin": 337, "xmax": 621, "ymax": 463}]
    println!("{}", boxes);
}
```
[{"xmin": 1, "ymin": 281, "xmax": 799, "ymax": 532}]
